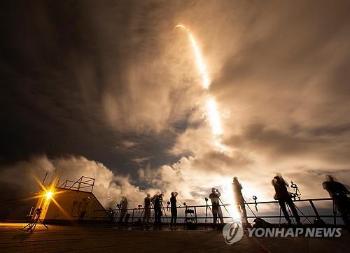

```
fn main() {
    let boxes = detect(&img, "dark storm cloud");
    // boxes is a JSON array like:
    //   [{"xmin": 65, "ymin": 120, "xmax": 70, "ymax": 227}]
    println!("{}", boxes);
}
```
[{"xmin": 0, "ymin": 0, "xmax": 190, "ymax": 174}]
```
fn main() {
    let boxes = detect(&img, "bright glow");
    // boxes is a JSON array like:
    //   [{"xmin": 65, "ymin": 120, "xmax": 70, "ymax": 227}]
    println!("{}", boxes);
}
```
[
  {"xmin": 206, "ymin": 96, "xmax": 223, "ymax": 136},
  {"xmin": 45, "ymin": 190, "xmax": 54, "ymax": 200},
  {"xmin": 221, "ymin": 177, "xmax": 241, "ymax": 221},
  {"xmin": 176, "ymin": 24, "xmax": 210, "ymax": 89}
]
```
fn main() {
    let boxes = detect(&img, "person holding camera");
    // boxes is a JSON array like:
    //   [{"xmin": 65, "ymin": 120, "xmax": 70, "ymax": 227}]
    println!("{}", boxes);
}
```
[
  {"xmin": 272, "ymin": 174, "xmax": 300, "ymax": 225},
  {"xmin": 209, "ymin": 188, "xmax": 224, "ymax": 224}
]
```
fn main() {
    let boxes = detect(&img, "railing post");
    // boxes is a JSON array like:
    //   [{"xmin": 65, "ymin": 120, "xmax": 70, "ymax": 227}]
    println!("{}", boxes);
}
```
[
  {"xmin": 309, "ymin": 200, "xmax": 320, "ymax": 221},
  {"xmin": 131, "ymin": 209, "xmax": 135, "ymax": 224},
  {"xmin": 194, "ymin": 206, "xmax": 197, "ymax": 223},
  {"xmin": 332, "ymin": 199, "xmax": 337, "ymax": 226}
]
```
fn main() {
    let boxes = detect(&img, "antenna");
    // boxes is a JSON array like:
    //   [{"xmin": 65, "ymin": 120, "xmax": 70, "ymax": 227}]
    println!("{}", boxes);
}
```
[{"xmin": 42, "ymin": 172, "xmax": 48, "ymax": 185}]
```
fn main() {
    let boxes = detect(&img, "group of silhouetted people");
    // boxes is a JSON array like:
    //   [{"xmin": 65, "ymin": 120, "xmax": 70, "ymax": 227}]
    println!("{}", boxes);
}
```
[
  {"xmin": 116, "ymin": 174, "xmax": 350, "ymax": 228},
  {"xmin": 232, "ymin": 174, "xmax": 350, "ymax": 228},
  {"xmin": 141, "ymin": 192, "xmax": 178, "ymax": 227}
]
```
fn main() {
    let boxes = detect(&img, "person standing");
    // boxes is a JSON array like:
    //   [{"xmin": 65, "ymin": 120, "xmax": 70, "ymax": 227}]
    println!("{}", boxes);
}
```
[
  {"xmin": 152, "ymin": 194, "xmax": 163, "ymax": 227},
  {"xmin": 118, "ymin": 197, "xmax": 128, "ymax": 223},
  {"xmin": 170, "ymin": 192, "xmax": 178, "ymax": 226},
  {"xmin": 272, "ymin": 174, "xmax": 300, "ymax": 225},
  {"xmin": 143, "ymin": 194, "xmax": 151, "ymax": 224},
  {"xmin": 209, "ymin": 188, "xmax": 224, "ymax": 224},
  {"xmin": 233, "ymin": 177, "xmax": 249, "ymax": 226},
  {"xmin": 323, "ymin": 175, "xmax": 350, "ymax": 227}
]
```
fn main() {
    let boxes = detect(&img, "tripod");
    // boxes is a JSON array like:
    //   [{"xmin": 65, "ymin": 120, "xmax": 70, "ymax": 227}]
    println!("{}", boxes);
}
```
[
  {"xmin": 278, "ymin": 200, "xmax": 311, "ymax": 225},
  {"xmin": 290, "ymin": 203, "xmax": 311, "ymax": 224},
  {"xmin": 160, "ymin": 201, "xmax": 168, "ymax": 218},
  {"xmin": 23, "ymin": 208, "xmax": 48, "ymax": 232},
  {"xmin": 218, "ymin": 197, "xmax": 234, "ymax": 222},
  {"xmin": 204, "ymin": 198, "xmax": 212, "ymax": 223}
]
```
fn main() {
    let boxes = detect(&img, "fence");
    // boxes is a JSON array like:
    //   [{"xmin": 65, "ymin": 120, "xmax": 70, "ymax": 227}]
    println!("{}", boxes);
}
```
[
  {"xmin": 108, "ymin": 197, "xmax": 344, "ymax": 226},
  {"xmin": 59, "ymin": 176, "xmax": 95, "ymax": 193}
]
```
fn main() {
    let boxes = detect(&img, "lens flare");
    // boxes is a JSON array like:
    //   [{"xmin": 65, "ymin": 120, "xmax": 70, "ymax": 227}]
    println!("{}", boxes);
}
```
[
  {"xmin": 221, "ymin": 178, "xmax": 241, "ymax": 221},
  {"xmin": 45, "ymin": 190, "xmax": 54, "ymax": 200}
]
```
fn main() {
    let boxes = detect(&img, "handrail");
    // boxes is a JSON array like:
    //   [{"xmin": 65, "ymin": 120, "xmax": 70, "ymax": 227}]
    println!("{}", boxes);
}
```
[
  {"xmin": 59, "ymin": 176, "xmax": 95, "ymax": 193},
  {"xmin": 107, "ymin": 197, "xmax": 342, "ymax": 226}
]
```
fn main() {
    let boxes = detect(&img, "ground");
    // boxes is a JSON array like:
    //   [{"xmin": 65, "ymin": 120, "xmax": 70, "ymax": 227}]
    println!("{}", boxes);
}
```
[{"xmin": 0, "ymin": 223, "xmax": 349, "ymax": 253}]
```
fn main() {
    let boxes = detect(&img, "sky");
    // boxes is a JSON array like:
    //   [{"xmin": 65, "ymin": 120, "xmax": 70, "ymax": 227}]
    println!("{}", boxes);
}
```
[{"xmin": 1, "ymin": 0, "xmax": 350, "ymax": 210}]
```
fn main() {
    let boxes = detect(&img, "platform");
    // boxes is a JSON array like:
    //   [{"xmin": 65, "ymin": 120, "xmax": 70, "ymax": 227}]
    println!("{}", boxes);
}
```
[{"xmin": 0, "ymin": 223, "xmax": 349, "ymax": 253}]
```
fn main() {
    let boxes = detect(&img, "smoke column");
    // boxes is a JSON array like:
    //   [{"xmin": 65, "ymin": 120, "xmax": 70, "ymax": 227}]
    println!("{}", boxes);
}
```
[{"xmin": 176, "ymin": 24, "xmax": 225, "ymax": 150}]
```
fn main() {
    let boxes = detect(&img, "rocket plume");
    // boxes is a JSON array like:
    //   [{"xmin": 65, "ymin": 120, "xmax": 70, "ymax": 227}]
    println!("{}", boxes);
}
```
[
  {"xmin": 176, "ymin": 24, "xmax": 239, "ymax": 221},
  {"xmin": 176, "ymin": 24, "xmax": 224, "ymax": 147},
  {"xmin": 175, "ymin": 24, "xmax": 210, "ymax": 89}
]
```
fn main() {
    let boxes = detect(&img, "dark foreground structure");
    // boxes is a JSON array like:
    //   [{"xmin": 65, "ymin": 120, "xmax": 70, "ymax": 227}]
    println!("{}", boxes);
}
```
[
  {"xmin": 0, "ymin": 223, "xmax": 349, "ymax": 253},
  {"xmin": 1, "ymin": 175, "xmax": 349, "ymax": 252}
]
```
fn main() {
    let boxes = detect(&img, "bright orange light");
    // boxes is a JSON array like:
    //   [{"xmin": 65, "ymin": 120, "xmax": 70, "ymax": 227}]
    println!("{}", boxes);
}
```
[
  {"xmin": 206, "ymin": 96, "xmax": 223, "ymax": 136},
  {"xmin": 45, "ymin": 190, "xmax": 54, "ymax": 200},
  {"xmin": 221, "ymin": 177, "xmax": 241, "ymax": 221}
]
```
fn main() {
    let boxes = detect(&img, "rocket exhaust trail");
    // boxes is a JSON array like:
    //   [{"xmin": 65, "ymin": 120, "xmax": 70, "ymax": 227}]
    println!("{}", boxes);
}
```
[
  {"xmin": 175, "ymin": 24, "xmax": 210, "ymax": 90},
  {"xmin": 176, "ymin": 24, "xmax": 240, "ymax": 221},
  {"xmin": 176, "ymin": 24, "xmax": 224, "ymax": 145}
]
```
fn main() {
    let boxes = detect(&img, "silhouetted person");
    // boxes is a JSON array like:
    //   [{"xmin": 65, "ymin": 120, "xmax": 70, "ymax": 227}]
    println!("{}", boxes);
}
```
[
  {"xmin": 152, "ymin": 194, "xmax": 163, "ymax": 226},
  {"xmin": 143, "ymin": 194, "xmax": 151, "ymax": 224},
  {"xmin": 233, "ymin": 177, "xmax": 249, "ymax": 226},
  {"xmin": 170, "ymin": 192, "xmax": 178, "ymax": 226},
  {"xmin": 323, "ymin": 175, "xmax": 350, "ymax": 226},
  {"xmin": 118, "ymin": 197, "xmax": 128, "ymax": 223},
  {"xmin": 272, "ymin": 175, "xmax": 300, "ymax": 225},
  {"xmin": 209, "ymin": 188, "xmax": 224, "ymax": 224}
]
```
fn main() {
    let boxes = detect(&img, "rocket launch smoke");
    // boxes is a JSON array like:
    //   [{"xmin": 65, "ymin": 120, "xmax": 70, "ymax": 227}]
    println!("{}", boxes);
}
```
[
  {"xmin": 175, "ymin": 24, "xmax": 240, "ymax": 219},
  {"xmin": 175, "ymin": 24, "xmax": 226, "ymax": 152}
]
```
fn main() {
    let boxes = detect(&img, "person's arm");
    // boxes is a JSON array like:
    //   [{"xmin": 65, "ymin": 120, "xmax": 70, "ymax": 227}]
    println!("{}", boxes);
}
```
[{"xmin": 340, "ymin": 184, "xmax": 350, "ymax": 194}]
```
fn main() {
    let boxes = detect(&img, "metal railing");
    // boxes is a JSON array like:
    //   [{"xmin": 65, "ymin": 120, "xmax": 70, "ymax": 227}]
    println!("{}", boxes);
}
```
[
  {"xmin": 60, "ymin": 176, "xmax": 95, "ymax": 193},
  {"xmin": 107, "ymin": 197, "xmax": 344, "ymax": 226}
]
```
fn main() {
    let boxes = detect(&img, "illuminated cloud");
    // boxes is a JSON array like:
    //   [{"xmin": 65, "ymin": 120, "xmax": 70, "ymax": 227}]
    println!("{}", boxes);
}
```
[{"xmin": 1, "ymin": 0, "xmax": 350, "ymax": 211}]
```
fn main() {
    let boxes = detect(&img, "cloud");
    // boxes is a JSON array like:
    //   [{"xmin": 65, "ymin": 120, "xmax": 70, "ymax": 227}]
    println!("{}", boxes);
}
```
[
  {"xmin": 1, "ymin": 0, "xmax": 350, "ymax": 214},
  {"xmin": 0, "ymin": 155, "xmax": 147, "ymax": 209}
]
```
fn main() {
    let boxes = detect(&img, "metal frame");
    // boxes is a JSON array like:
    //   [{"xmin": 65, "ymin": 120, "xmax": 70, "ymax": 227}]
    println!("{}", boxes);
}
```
[{"xmin": 60, "ymin": 176, "xmax": 95, "ymax": 192}]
